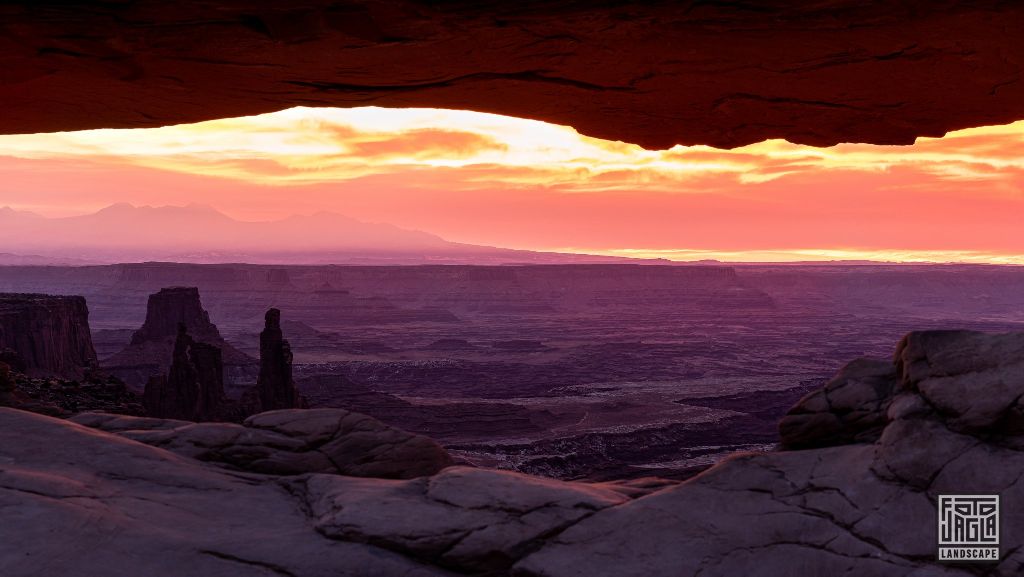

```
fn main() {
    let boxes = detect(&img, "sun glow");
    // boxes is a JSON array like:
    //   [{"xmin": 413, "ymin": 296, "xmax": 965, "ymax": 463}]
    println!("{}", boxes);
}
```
[
  {"xmin": 0, "ymin": 107, "xmax": 1022, "ymax": 264},
  {"xmin": 577, "ymin": 248, "xmax": 1024, "ymax": 266},
  {"xmin": 6, "ymin": 106, "xmax": 1022, "ymax": 188}
]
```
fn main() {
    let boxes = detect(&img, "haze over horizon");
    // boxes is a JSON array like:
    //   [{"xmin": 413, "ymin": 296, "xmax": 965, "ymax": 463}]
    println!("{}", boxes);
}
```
[
  {"xmin": 1, "ymin": 106, "xmax": 1022, "ymax": 265},
  {"xmin": 0, "ymin": 202, "xmax": 1018, "ymax": 266},
  {"xmin": 0, "ymin": 202, "xmax": 651, "ymax": 265}
]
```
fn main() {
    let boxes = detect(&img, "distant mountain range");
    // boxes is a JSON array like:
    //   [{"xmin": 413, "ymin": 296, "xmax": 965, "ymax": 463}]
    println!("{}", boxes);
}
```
[{"xmin": 0, "ymin": 204, "xmax": 654, "ymax": 265}]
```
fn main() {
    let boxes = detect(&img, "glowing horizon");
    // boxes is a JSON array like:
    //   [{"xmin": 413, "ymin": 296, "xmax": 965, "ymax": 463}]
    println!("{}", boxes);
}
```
[
  {"xmin": 568, "ymin": 248, "xmax": 1024, "ymax": 266},
  {"xmin": 0, "ymin": 106, "xmax": 1022, "ymax": 264}
]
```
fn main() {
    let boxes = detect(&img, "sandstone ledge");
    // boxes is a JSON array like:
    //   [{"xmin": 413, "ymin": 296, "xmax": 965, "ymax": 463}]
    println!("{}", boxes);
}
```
[{"xmin": 71, "ymin": 407, "xmax": 454, "ymax": 479}]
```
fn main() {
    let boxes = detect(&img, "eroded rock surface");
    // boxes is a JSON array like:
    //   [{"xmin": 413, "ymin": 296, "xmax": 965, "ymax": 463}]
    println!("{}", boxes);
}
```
[
  {"xmin": 2, "ymin": 2, "xmax": 1023, "ymax": 148},
  {"xmin": 72, "ymin": 407, "xmax": 454, "ymax": 478},
  {"xmin": 6, "ymin": 329, "xmax": 1024, "ymax": 576},
  {"xmin": 0, "ymin": 408, "xmax": 451, "ymax": 577},
  {"xmin": 294, "ymin": 467, "xmax": 627, "ymax": 573},
  {"xmin": 779, "ymin": 357, "xmax": 897, "ymax": 448}
]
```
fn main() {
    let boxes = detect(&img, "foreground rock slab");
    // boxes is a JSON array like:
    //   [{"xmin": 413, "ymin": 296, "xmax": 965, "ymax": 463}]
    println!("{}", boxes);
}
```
[
  {"xmin": 72, "ymin": 407, "xmax": 454, "ymax": 478},
  {"xmin": 294, "ymin": 466, "xmax": 627, "ymax": 573},
  {"xmin": 0, "ymin": 408, "xmax": 451, "ymax": 577},
  {"xmin": 5, "ymin": 329, "xmax": 1024, "ymax": 576}
]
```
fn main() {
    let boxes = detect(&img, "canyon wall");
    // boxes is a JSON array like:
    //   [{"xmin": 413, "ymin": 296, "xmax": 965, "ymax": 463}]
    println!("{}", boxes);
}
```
[{"xmin": 0, "ymin": 293, "xmax": 98, "ymax": 378}]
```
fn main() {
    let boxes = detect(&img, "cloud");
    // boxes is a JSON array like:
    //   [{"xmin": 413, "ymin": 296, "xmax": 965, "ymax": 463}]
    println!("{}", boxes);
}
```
[
  {"xmin": 346, "ymin": 128, "xmax": 507, "ymax": 159},
  {"xmin": 2, "ymin": 106, "xmax": 1022, "ymax": 193},
  {"xmin": 0, "ymin": 106, "xmax": 1021, "ymax": 262}
]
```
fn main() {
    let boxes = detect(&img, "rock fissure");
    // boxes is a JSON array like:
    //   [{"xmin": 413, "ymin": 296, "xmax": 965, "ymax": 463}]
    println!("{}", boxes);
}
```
[{"xmin": 198, "ymin": 550, "xmax": 300, "ymax": 577}]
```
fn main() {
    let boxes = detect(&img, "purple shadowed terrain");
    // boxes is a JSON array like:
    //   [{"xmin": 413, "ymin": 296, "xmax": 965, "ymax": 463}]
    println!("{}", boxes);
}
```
[{"xmin": 2, "ymin": 261, "xmax": 1022, "ymax": 480}]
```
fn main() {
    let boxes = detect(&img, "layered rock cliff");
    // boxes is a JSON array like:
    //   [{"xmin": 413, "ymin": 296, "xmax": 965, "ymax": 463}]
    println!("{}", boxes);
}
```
[
  {"xmin": 3, "ymin": 329, "xmax": 1023, "ymax": 576},
  {"xmin": 105, "ymin": 287, "xmax": 253, "ymax": 388},
  {"xmin": 143, "ymin": 324, "xmax": 226, "ymax": 421},
  {"xmin": 129, "ymin": 287, "xmax": 225, "ymax": 346},
  {"xmin": 0, "ymin": 293, "xmax": 98, "ymax": 378}
]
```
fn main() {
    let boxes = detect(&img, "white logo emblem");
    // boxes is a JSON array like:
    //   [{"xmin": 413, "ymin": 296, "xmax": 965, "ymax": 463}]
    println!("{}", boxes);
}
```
[{"xmin": 938, "ymin": 495, "xmax": 999, "ymax": 562}]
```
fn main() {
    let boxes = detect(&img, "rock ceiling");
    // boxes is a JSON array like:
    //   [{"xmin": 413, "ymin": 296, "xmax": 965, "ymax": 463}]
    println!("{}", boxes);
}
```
[{"xmin": 2, "ymin": 1, "xmax": 1022, "ymax": 148}]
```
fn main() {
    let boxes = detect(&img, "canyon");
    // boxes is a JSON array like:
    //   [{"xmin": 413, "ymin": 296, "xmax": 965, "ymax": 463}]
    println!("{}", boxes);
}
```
[
  {"xmin": 3, "ymin": 3, "xmax": 1022, "ymax": 574},
  {"xmin": 2, "ymin": 262, "xmax": 1022, "ymax": 481},
  {"xmin": 3, "ymin": 328, "xmax": 1024, "ymax": 575}
]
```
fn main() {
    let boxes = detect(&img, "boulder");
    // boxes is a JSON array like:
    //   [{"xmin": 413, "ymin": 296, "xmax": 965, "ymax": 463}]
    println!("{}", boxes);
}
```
[
  {"xmin": 294, "ymin": 466, "xmax": 627, "ymax": 573},
  {"xmin": 779, "ymin": 357, "xmax": 897, "ymax": 448},
  {"xmin": 896, "ymin": 330, "xmax": 1024, "ymax": 435},
  {"xmin": 72, "ymin": 407, "xmax": 454, "ymax": 478}
]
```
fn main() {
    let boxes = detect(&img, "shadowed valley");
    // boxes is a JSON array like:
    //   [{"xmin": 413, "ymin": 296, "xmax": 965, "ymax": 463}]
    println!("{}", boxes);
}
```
[{"xmin": 3, "ymin": 261, "xmax": 1023, "ymax": 480}]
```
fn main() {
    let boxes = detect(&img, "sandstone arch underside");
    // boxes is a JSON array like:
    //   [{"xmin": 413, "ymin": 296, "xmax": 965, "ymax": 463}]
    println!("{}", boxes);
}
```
[{"xmin": 2, "ymin": 0, "xmax": 1022, "ymax": 148}]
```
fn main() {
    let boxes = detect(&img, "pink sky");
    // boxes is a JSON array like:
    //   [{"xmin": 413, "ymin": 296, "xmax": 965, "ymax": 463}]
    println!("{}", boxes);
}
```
[{"xmin": 0, "ymin": 107, "xmax": 1021, "ymax": 263}]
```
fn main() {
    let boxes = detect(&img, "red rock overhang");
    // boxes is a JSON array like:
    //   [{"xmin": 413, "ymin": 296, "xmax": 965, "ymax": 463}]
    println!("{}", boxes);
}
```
[{"xmin": 2, "ymin": 1, "xmax": 1022, "ymax": 148}]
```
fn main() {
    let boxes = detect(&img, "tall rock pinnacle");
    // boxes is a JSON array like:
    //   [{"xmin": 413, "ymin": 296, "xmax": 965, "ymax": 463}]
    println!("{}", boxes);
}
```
[
  {"xmin": 143, "ymin": 323, "xmax": 225, "ymax": 421},
  {"xmin": 257, "ymin": 308, "xmax": 302, "ymax": 412}
]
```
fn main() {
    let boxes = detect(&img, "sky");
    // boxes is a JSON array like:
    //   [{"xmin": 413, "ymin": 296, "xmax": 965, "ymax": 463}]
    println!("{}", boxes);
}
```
[{"xmin": 0, "ymin": 106, "xmax": 1022, "ymax": 263}]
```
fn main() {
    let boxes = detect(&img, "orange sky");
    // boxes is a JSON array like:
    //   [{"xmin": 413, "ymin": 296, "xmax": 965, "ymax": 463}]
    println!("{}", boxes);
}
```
[{"xmin": 0, "ymin": 106, "xmax": 1022, "ymax": 263}]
